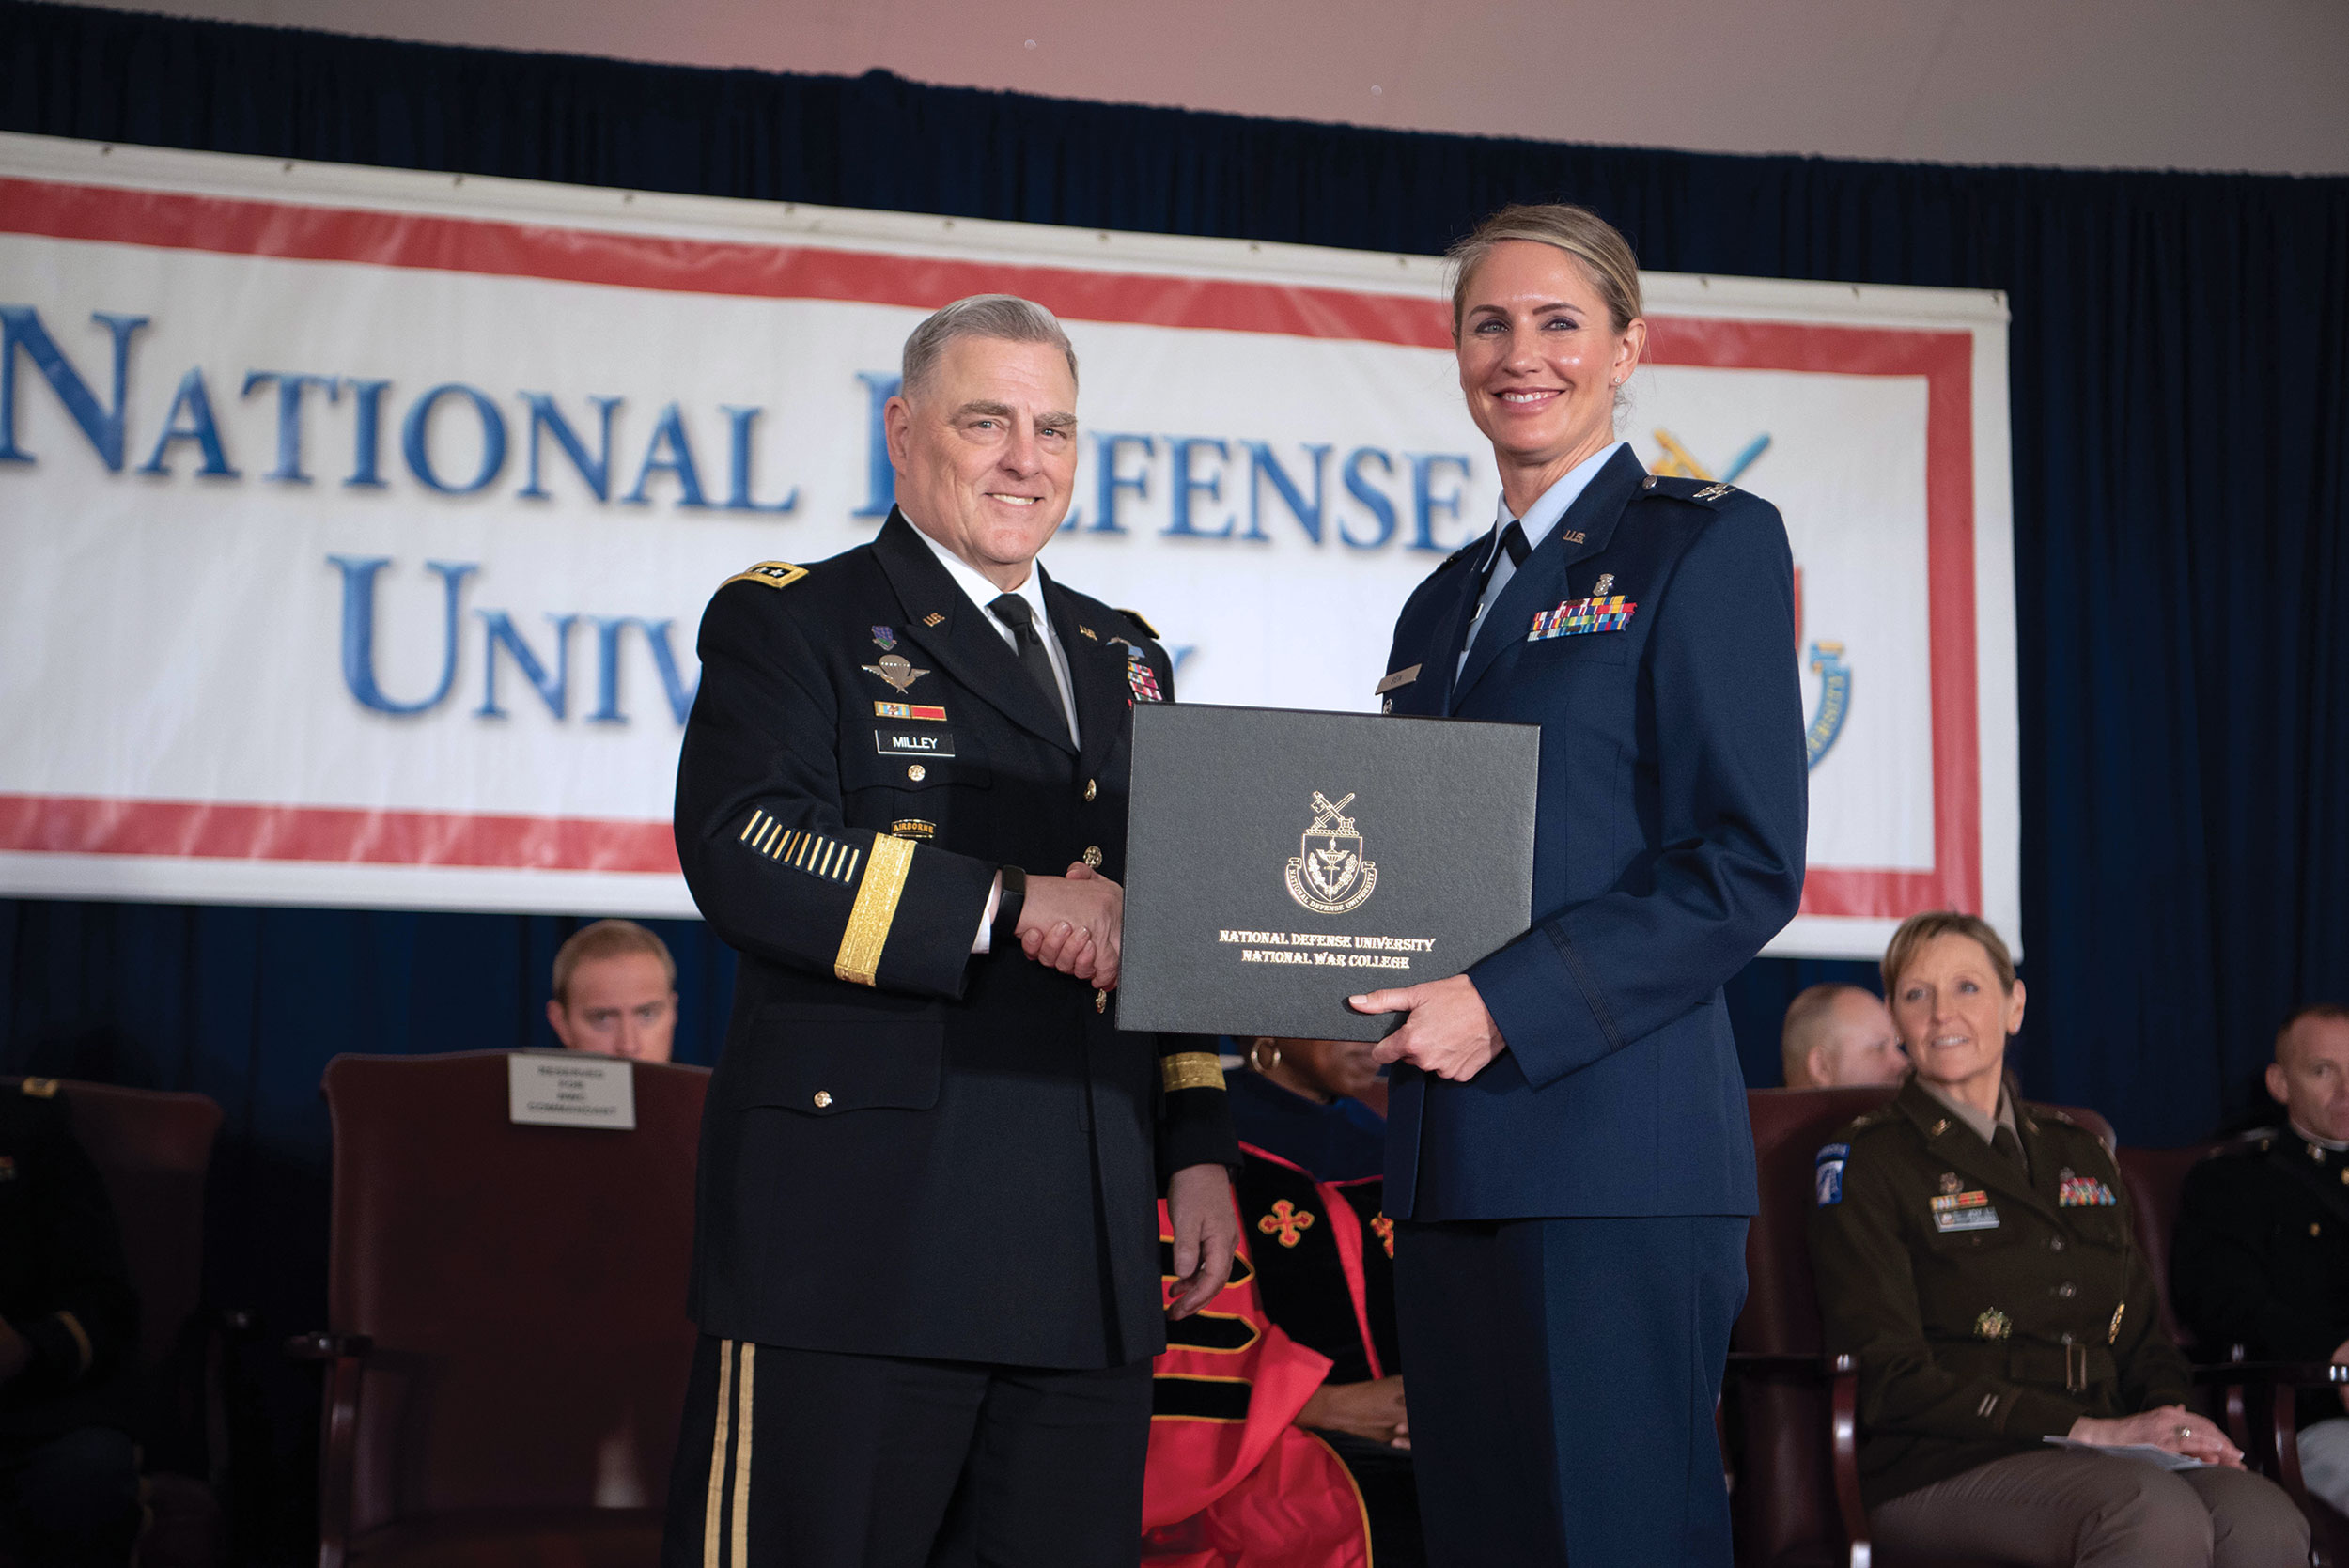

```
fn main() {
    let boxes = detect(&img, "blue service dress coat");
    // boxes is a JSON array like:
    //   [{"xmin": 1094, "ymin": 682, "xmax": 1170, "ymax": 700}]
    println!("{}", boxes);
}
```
[{"xmin": 1377, "ymin": 444, "xmax": 1808, "ymax": 1222}]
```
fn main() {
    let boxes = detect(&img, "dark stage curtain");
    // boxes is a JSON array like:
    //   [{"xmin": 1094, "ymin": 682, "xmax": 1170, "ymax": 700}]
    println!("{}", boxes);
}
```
[{"xmin": 2, "ymin": 2, "xmax": 2346, "ymax": 1552}]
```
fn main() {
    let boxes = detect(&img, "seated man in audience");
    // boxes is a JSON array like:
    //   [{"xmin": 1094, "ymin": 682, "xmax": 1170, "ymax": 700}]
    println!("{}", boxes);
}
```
[
  {"xmin": 545, "ymin": 919, "xmax": 677, "ymax": 1063},
  {"xmin": 1143, "ymin": 1036, "xmax": 1419, "ymax": 1567},
  {"xmin": 1781, "ymin": 982, "xmax": 1907, "ymax": 1088},
  {"xmin": 2174, "ymin": 1001, "xmax": 2349, "ymax": 1512},
  {"xmin": 0, "ymin": 1077, "xmax": 143, "ymax": 1568}
]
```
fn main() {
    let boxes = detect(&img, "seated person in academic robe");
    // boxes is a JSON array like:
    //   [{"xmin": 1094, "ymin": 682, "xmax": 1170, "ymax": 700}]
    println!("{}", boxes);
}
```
[
  {"xmin": 0, "ymin": 1077, "xmax": 143, "ymax": 1568},
  {"xmin": 1227, "ymin": 1035, "xmax": 1387, "ymax": 1179},
  {"xmin": 2173, "ymin": 1002, "xmax": 2349, "ymax": 1514},
  {"xmin": 1143, "ymin": 1039, "xmax": 1420, "ymax": 1568}
]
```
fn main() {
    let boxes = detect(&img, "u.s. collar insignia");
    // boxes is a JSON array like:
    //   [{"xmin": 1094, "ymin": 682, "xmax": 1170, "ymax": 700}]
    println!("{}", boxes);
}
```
[
  {"xmin": 1077, "ymin": 624, "xmax": 1098, "ymax": 641},
  {"xmin": 871, "ymin": 625, "xmax": 897, "ymax": 652},
  {"xmin": 1591, "ymin": 572, "xmax": 1615, "ymax": 597},
  {"xmin": 862, "ymin": 653, "xmax": 930, "ymax": 693}
]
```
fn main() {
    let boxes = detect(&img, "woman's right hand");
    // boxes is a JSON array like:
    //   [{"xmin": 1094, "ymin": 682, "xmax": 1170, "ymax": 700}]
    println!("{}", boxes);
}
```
[
  {"xmin": 1296, "ymin": 1375, "xmax": 1409, "ymax": 1450},
  {"xmin": 2067, "ymin": 1405, "xmax": 2242, "ymax": 1468}
]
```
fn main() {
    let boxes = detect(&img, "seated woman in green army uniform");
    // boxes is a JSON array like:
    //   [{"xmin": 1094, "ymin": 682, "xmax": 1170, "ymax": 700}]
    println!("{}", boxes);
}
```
[{"xmin": 1809, "ymin": 911, "xmax": 2307, "ymax": 1567}]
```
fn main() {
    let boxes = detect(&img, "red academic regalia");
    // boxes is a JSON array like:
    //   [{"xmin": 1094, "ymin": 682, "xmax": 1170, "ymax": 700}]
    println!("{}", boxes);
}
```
[{"xmin": 1142, "ymin": 1143, "xmax": 1402, "ymax": 1568}]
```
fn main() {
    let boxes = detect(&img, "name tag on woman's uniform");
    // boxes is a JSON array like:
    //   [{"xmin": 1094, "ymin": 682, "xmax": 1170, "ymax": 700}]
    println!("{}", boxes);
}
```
[{"xmin": 1931, "ymin": 1190, "xmax": 2000, "ymax": 1232}]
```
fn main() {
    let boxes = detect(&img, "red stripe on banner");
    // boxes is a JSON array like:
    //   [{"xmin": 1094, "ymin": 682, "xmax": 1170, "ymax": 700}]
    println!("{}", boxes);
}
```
[
  {"xmin": 0, "ymin": 795, "xmax": 680, "ymax": 875},
  {"xmin": 1648, "ymin": 319, "xmax": 1985, "ymax": 919},
  {"xmin": 0, "ymin": 178, "xmax": 1457, "ymax": 349}
]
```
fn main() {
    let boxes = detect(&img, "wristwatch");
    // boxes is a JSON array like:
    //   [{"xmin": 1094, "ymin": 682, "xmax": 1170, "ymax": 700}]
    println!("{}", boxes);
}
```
[{"xmin": 991, "ymin": 864, "xmax": 1028, "ymax": 950}]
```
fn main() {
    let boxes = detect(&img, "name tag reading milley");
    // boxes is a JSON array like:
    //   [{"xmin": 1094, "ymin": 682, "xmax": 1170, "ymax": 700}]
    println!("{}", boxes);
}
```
[
  {"xmin": 507, "ymin": 1051, "xmax": 637, "ymax": 1130},
  {"xmin": 876, "ymin": 731, "xmax": 956, "ymax": 757}
]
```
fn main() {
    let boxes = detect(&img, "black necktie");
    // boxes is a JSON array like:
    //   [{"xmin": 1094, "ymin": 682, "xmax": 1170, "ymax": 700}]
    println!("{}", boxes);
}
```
[
  {"xmin": 988, "ymin": 594, "xmax": 1069, "ymax": 742},
  {"xmin": 1479, "ymin": 520, "xmax": 1532, "ymax": 598},
  {"xmin": 1992, "ymin": 1123, "xmax": 2028, "ymax": 1174},
  {"xmin": 1463, "ymin": 520, "xmax": 1532, "ymax": 646}
]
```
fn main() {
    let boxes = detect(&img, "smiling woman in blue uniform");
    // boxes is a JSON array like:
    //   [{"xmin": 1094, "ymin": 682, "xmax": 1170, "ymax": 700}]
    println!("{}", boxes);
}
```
[{"xmin": 1351, "ymin": 205, "xmax": 1808, "ymax": 1566}]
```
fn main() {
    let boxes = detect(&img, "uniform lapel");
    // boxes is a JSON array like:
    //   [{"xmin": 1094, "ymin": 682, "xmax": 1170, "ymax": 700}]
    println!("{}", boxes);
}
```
[
  {"xmin": 871, "ymin": 511, "xmax": 1077, "ymax": 755},
  {"xmin": 1432, "ymin": 529, "xmax": 1492, "ymax": 716},
  {"xmin": 1896, "ymin": 1079, "xmax": 2053, "ymax": 1221},
  {"xmin": 1040, "ymin": 568, "xmax": 1128, "ymax": 779},
  {"xmin": 1450, "ymin": 447, "xmax": 1647, "ymax": 711}
]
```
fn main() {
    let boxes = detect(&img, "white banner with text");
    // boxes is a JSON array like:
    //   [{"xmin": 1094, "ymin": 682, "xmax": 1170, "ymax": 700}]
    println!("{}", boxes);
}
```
[{"xmin": 0, "ymin": 133, "xmax": 2015, "ymax": 956}]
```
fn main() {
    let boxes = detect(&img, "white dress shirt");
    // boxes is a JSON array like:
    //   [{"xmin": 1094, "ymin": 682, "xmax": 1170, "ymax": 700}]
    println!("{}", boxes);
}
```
[
  {"xmin": 913, "ymin": 526, "xmax": 1081, "ymax": 747},
  {"xmin": 911, "ymin": 525, "xmax": 1081, "ymax": 953},
  {"xmin": 1458, "ymin": 440, "xmax": 1631, "ymax": 675}
]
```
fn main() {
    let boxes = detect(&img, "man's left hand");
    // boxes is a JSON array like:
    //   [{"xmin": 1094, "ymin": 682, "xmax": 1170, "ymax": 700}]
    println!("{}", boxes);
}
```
[
  {"xmin": 1354, "ymin": 974, "xmax": 1506, "ymax": 1081},
  {"xmin": 1165, "ymin": 1163, "xmax": 1237, "ymax": 1319}
]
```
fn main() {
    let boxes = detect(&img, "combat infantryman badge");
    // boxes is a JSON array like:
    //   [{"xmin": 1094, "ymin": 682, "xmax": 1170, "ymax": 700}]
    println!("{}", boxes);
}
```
[
  {"xmin": 863, "ymin": 653, "xmax": 930, "ymax": 693},
  {"xmin": 1284, "ymin": 791, "xmax": 1378, "ymax": 915}
]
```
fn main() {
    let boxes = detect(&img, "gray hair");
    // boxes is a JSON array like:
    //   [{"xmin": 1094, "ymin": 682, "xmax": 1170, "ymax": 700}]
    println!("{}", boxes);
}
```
[{"xmin": 900, "ymin": 294, "xmax": 1079, "ymax": 401}]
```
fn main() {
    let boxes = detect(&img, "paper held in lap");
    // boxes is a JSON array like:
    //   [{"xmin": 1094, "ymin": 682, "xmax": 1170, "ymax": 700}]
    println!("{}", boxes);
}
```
[
  {"xmin": 1117, "ymin": 703, "xmax": 1537, "ymax": 1043},
  {"xmin": 2041, "ymin": 1436, "xmax": 2211, "ymax": 1470}
]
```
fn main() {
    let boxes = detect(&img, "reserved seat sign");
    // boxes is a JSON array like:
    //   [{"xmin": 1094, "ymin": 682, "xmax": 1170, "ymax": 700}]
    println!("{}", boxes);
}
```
[{"xmin": 507, "ymin": 1050, "xmax": 637, "ymax": 1130}]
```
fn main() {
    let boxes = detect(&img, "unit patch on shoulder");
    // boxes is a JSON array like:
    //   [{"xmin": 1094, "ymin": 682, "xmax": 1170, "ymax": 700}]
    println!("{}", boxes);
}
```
[
  {"xmin": 723, "ymin": 561, "xmax": 807, "ymax": 591},
  {"xmin": 1815, "ymin": 1142, "xmax": 1849, "ymax": 1205}
]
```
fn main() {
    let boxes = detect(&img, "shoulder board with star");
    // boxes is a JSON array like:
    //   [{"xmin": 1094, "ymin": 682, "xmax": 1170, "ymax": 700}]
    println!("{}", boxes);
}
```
[
  {"xmin": 721, "ymin": 560, "xmax": 808, "ymax": 592},
  {"xmin": 1639, "ymin": 474, "xmax": 1744, "ymax": 506},
  {"xmin": 1116, "ymin": 607, "xmax": 1161, "ymax": 641}
]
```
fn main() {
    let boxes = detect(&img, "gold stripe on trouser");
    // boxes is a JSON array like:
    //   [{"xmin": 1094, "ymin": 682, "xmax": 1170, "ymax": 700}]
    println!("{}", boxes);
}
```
[
  {"xmin": 834, "ymin": 834, "xmax": 915, "ymax": 986},
  {"xmin": 732, "ymin": 1344, "xmax": 756, "ymax": 1564},
  {"xmin": 704, "ymin": 1340, "xmax": 734, "ymax": 1568}
]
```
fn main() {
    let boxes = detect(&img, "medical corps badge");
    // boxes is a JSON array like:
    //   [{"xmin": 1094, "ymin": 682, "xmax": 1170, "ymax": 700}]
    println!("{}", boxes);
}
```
[{"xmin": 1284, "ymin": 791, "xmax": 1378, "ymax": 915}]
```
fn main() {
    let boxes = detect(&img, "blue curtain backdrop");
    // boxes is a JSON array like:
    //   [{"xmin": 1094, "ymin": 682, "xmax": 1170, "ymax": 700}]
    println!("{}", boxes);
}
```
[{"xmin": 3, "ymin": 3, "xmax": 2347, "ymax": 1554}]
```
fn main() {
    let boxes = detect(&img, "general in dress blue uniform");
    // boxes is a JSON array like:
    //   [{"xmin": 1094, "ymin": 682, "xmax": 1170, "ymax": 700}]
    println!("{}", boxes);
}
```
[{"xmin": 1354, "ymin": 206, "xmax": 1807, "ymax": 1566}]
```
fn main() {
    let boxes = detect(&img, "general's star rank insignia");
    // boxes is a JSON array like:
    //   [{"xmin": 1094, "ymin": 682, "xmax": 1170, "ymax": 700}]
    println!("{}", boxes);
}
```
[{"xmin": 862, "ymin": 653, "xmax": 930, "ymax": 693}]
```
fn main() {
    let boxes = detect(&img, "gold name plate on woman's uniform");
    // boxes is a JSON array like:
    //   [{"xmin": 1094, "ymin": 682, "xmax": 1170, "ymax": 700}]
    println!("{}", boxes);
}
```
[{"xmin": 1117, "ymin": 703, "xmax": 1537, "ymax": 1042}]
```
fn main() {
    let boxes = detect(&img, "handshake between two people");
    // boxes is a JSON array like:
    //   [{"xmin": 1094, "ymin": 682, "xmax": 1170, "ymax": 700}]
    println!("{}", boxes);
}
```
[
  {"xmin": 1017, "ymin": 862, "xmax": 1125, "ymax": 990},
  {"xmin": 1013, "ymin": 863, "xmax": 1509, "ymax": 1085}
]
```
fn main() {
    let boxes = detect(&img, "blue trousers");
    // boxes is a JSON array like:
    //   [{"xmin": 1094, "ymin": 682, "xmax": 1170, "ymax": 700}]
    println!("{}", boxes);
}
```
[{"xmin": 1393, "ymin": 1215, "xmax": 1747, "ymax": 1568}]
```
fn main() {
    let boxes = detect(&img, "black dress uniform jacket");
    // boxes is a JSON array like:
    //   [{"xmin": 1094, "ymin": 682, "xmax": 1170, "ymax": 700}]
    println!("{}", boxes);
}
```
[
  {"xmin": 1810, "ymin": 1076, "xmax": 2189, "ymax": 1512},
  {"xmin": 0, "ymin": 1079, "xmax": 139, "ymax": 1441},
  {"xmin": 674, "ymin": 511, "xmax": 1237, "ymax": 1371},
  {"xmin": 2172, "ymin": 1128, "xmax": 2349, "ymax": 1428}
]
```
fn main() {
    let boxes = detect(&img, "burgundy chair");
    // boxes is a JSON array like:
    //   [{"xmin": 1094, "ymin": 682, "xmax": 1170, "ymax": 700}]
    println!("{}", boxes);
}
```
[
  {"xmin": 2117, "ymin": 1140, "xmax": 2346, "ymax": 1566},
  {"xmin": 288, "ymin": 1052, "xmax": 708, "ymax": 1568},
  {"xmin": 0, "ymin": 1076, "xmax": 228, "ymax": 1568},
  {"xmin": 1727, "ymin": 1086, "xmax": 2116, "ymax": 1568}
]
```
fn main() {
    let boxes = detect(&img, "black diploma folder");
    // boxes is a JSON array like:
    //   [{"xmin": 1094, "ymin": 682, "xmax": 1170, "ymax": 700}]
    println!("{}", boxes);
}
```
[{"xmin": 1117, "ymin": 702, "xmax": 1537, "ymax": 1042}]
